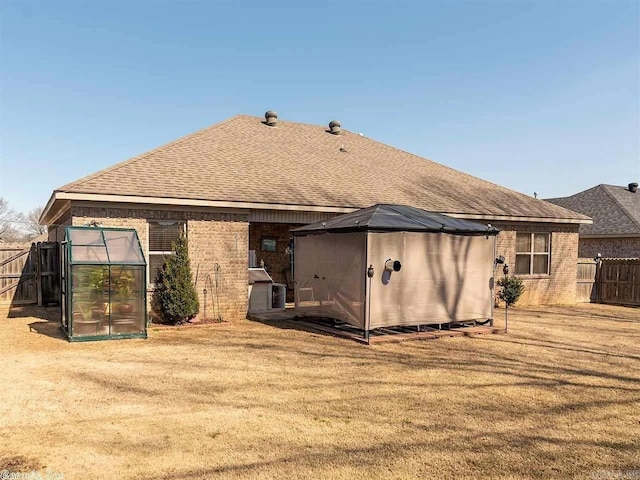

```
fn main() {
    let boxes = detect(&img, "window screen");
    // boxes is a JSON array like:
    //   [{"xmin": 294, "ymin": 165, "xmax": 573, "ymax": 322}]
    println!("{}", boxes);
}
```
[
  {"xmin": 515, "ymin": 232, "xmax": 550, "ymax": 275},
  {"xmin": 148, "ymin": 221, "xmax": 185, "ymax": 281}
]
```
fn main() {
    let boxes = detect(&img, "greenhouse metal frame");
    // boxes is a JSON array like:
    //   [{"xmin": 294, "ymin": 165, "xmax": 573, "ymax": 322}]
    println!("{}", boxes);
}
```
[{"xmin": 61, "ymin": 226, "xmax": 148, "ymax": 342}]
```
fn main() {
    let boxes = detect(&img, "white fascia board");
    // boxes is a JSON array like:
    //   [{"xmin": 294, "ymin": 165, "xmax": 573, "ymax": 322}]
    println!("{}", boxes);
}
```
[{"xmin": 51, "ymin": 192, "xmax": 357, "ymax": 214}]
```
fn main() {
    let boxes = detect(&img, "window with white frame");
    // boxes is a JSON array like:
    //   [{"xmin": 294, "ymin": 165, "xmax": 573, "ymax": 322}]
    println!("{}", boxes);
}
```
[
  {"xmin": 148, "ymin": 221, "xmax": 185, "ymax": 282},
  {"xmin": 515, "ymin": 232, "xmax": 550, "ymax": 275}
]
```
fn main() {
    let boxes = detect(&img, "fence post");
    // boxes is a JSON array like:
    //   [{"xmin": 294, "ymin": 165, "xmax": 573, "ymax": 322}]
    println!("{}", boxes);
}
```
[
  {"xmin": 36, "ymin": 243, "xmax": 43, "ymax": 306},
  {"xmin": 595, "ymin": 258, "xmax": 601, "ymax": 303}
]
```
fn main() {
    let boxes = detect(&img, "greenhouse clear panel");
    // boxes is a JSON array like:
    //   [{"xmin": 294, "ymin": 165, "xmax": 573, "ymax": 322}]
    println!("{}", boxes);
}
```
[
  {"xmin": 103, "ymin": 230, "xmax": 145, "ymax": 264},
  {"xmin": 109, "ymin": 266, "xmax": 146, "ymax": 334},
  {"xmin": 71, "ymin": 245, "xmax": 109, "ymax": 263},
  {"xmin": 71, "ymin": 265, "xmax": 110, "ymax": 337},
  {"xmin": 69, "ymin": 229, "xmax": 104, "ymax": 246}
]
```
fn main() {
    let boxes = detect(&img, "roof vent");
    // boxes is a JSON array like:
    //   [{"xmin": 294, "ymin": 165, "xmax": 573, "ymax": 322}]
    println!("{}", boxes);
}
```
[
  {"xmin": 328, "ymin": 120, "xmax": 341, "ymax": 135},
  {"xmin": 629, "ymin": 182, "xmax": 638, "ymax": 193},
  {"xmin": 264, "ymin": 110, "xmax": 278, "ymax": 126}
]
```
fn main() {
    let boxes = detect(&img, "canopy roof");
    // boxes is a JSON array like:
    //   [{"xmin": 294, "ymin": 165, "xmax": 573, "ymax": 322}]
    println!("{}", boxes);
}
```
[
  {"xmin": 292, "ymin": 204, "xmax": 500, "ymax": 236},
  {"xmin": 65, "ymin": 226, "xmax": 146, "ymax": 265}
]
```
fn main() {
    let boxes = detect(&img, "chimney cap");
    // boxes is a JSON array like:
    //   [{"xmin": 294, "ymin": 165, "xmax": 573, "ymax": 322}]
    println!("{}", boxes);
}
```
[
  {"xmin": 328, "ymin": 120, "xmax": 341, "ymax": 135},
  {"xmin": 628, "ymin": 182, "xmax": 638, "ymax": 193},
  {"xmin": 264, "ymin": 110, "xmax": 278, "ymax": 126}
]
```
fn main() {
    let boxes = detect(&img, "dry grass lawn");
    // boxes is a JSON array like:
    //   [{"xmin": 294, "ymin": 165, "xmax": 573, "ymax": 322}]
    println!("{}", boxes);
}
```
[{"xmin": 0, "ymin": 304, "xmax": 638, "ymax": 480}]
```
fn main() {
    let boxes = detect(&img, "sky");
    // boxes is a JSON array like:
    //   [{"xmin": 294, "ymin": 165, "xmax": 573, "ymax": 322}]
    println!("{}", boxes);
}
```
[{"xmin": 0, "ymin": 0, "xmax": 638, "ymax": 215}]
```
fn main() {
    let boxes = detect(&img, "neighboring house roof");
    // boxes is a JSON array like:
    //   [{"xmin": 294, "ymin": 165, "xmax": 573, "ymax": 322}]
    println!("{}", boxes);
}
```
[
  {"xmin": 43, "ymin": 114, "xmax": 590, "ymax": 224},
  {"xmin": 292, "ymin": 204, "xmax": 500, "ymax": 235},
  {"xmin": 546, "ymin": 184, "xmax": 640, "ymax": 236}
]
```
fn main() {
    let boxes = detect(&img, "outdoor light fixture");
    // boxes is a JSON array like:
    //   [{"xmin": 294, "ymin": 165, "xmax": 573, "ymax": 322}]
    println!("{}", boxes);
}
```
[
  {"xmin": 503, "ymin": 264, "xmax": 510, "ymax": 275},
  {"xmin": 495, "ymin": 255, "xmax": 505, "ymax": 265},
  {"xmin": 594, "ymin": 253, "xmax": 602, "ymax": 262},
  {"xmin": 367, "ymin": 265, "xmax": 374, "ymax": 278},
  {"xmin": 384, "ymin": 259, "xmax": 402, "ymax": 272}
]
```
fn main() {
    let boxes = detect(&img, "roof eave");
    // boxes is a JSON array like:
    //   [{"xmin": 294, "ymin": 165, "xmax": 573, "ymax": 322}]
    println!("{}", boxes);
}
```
[
  {"xmin": 40, "ymin": 191, "xmax": 71, "ymax": 225},
  {"xmin": 46, "ymin": 191, "xmax": 593, "ymax": 225},
  {"xmin": 444, "ymin": 212, "xmax": 592, "ymax": 225}
]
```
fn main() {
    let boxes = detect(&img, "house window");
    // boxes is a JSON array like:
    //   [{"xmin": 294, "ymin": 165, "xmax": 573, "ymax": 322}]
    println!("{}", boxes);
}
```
[
  {"xmin": 148, "ymin": 221, "xmax": 185, "ymax": 282},
  {"xmin": 260, "ymin": 237, "xmax": 277, "ymax": 252},
  {"xmin": 515, "ymin": 233, "xmax": 550, "ymax": 275}
]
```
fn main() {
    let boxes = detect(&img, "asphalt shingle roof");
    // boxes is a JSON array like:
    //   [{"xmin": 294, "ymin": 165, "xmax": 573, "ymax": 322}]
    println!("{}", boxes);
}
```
[
  {"xmin": 546, "ymin": 184, "xmax": 640, "ymax": 235},
  {"xmin": 56, "ymin": 115, "xmax": 589, "ymax": 221}
]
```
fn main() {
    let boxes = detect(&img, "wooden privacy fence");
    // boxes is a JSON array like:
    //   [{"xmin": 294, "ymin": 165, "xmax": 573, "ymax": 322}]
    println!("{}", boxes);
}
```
[
  {"xmin": 0, "ymin": 242, "xmax": 59, "ymax": 306},
  {"xmin": 597, "ymin": 258, "xmax": 640, "ymax": 306},
  {"xmin": 576, "ymin": 259, "xmax": 598, "ymax": 303},
  {"xmin": 577, "ymin": 258, "xmax": 640, "ymax": 306}
]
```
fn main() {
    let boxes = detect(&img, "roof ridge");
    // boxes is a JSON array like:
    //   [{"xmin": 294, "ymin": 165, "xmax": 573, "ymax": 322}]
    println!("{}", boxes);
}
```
[
  {"xmin": 56, "ymin": 114, "xmax": 246, "ymax": 192},
  {"xmin": 601, "ymin": 184, "xmax": 640, "ymax": 230}
]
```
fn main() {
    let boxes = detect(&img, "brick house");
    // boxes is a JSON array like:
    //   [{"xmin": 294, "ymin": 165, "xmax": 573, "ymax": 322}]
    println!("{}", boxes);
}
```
[
  {"xmin": 546, "ymin": 183, "xmax": 640, "ymax": 258},
  {"xmin": 41, "ymin": 112, "xmax": 590, "ymax": 316}
]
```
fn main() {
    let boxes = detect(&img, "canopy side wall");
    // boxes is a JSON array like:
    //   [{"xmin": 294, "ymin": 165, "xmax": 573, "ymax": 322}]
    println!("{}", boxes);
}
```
[
  {"xmin": 294, "ymin": 232, "xmax": 366, "ymax": 327},
  {"xmin": 368, "ymin": 231, "xmax": 494, "ymax": 328}
]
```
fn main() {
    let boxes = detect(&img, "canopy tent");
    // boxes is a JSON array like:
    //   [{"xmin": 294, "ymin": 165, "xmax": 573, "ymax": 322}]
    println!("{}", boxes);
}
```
[
  {"xmin": 292, "ymin": 204, "xmax": 497, "ymax": 235},
  {"xmin": 292, "ymin": 205, "xmax": 499, "ymax": 339},
  {"xmin": 61, "ymin": 226, "xmax": 147, "ymax": 341}
]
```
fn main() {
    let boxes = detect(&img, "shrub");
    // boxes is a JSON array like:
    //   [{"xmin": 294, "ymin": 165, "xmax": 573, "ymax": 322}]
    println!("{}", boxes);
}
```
[
  {"xmin": 497, "ymin": 276, "xmax": 525, "ymax": 307},
  {"xmin": 154, "ymin": 234, "xmax": 199, "ymax": 324}
]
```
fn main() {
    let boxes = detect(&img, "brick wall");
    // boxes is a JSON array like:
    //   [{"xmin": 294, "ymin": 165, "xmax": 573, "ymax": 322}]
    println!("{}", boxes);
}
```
[
  {"xmin": 47, "ymin": 210, "xmax": 72, "ymax": 243},
  {"xmin": 493, "ymin": 222, "xmax": 579, "ymax": 305},
  {"xmin": 56, "ymin": 203, "xmax": 581, "ymax": 313},
  {"xmin": 187, "ymin": 219, "xmax": 248, "ymax": 320},
  {"xmin": 578, "ymin": 237, "xmax": 640, "ymax": 259},
  {"xmin": 69, "ymin": 205, "xmax": 250, "ymax": 320}
]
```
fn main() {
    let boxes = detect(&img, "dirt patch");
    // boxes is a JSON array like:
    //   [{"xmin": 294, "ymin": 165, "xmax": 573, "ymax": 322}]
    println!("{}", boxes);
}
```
[{"xmin": 0, "ymin": 455, "xmax": 45, "ymax": 472}]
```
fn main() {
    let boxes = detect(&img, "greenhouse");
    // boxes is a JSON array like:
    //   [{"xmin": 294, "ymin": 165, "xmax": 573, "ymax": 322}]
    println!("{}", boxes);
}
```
[{"xmin": 61, "ymin": 226, "xmax": 147, "ymax": 341}]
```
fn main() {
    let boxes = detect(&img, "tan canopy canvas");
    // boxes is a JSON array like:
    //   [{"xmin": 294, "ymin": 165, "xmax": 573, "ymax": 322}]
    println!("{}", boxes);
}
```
[{"xmin": 292, "ymin": 205, "xmax": 499, "ymax": 332}]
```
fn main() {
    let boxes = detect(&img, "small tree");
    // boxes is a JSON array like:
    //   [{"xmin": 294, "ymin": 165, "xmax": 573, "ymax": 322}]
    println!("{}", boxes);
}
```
[
  {"xmin": 155, "ymin": 234, "xmax": 199, "ymax": 324},
  {"xmin": 497, "ymin": 276, "xmax": 525, "ymax": 307},
  {"xmin": 497, "ymin": 275, "xmax": 524, "ymax": 333}
]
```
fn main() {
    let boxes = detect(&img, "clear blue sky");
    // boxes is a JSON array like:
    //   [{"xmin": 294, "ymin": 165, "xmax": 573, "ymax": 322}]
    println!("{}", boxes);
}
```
[{"xmin": 0, "ymin": 0, "xmax": 638, "ymax": 214}]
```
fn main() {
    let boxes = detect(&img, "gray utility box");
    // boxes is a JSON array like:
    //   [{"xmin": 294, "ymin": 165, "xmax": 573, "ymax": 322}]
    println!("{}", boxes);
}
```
[{"xmin": 248, "ymin": 268, "xmax": 286, "ymax": 313}]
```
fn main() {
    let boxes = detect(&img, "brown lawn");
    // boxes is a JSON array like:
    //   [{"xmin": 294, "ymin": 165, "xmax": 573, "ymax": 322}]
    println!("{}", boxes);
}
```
[{"xmin": 0, "ymin": 304, "xmax": 638, "ymax": 480}]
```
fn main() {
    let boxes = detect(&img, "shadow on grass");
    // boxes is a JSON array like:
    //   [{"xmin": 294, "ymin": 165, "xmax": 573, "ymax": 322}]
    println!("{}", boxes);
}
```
[
  {"xmin": 6, "ymin": 305, "xmax": 53, "ymax": 320},
  {"xmin": 249, "ymin": 315, "xmax": 367, "ymax": 342},
  {"xmin": 28, "ymin": 321, "xmax": 66, "ymax": 341},
  {"xmin": 6, "ymin": 303, "xmax": 638, "ymax": 480},
  {"xmin": 514, "ymin": 305, "xmax": 639, "ymax": 323}
]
